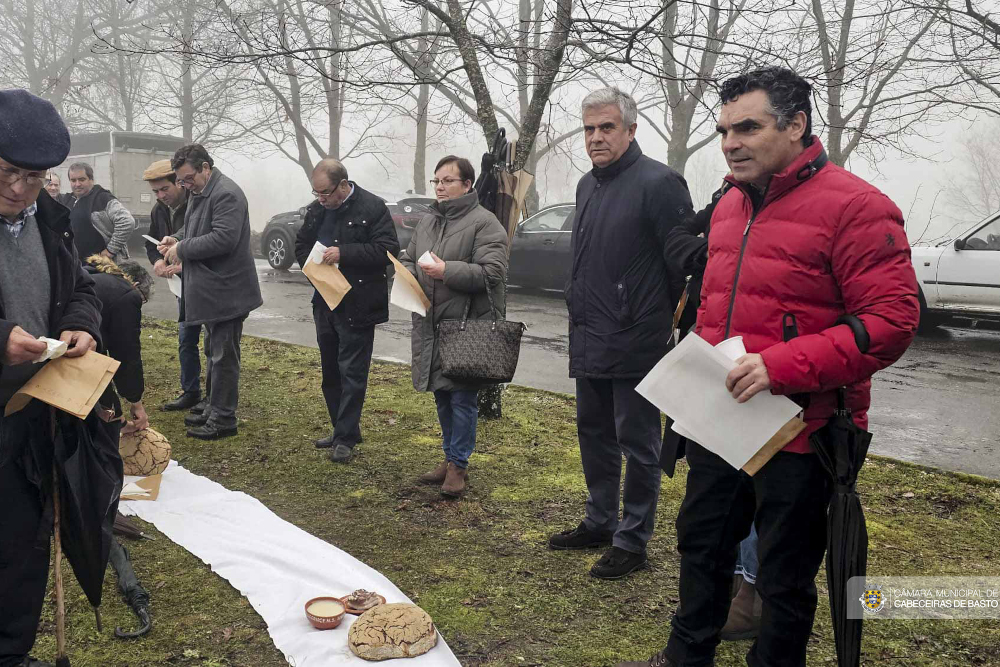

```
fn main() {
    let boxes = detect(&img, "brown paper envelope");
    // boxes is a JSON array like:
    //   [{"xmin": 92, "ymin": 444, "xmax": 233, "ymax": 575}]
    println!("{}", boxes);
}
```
[
  {"xmin": 387, "ymin": 251, "xmax": 431, "ymax": 311},
  {"xmin": 741, "ymin": 416, "xmax": 809, "ymax": 476},
  {"xmin": 5, "ymin": 351, "xmax": 121, "ymax": 419},
  {"xmin": 121, "ymin": 474, "xmax": 162, "ymax": 501},
  {"xmin": 302, "ymin": 260, "xmax": 352, "ymax": 310}
]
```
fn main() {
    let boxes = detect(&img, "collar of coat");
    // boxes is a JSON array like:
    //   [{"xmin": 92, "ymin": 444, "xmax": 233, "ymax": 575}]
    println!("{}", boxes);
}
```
[
  {"xmin": 193, "ymin": 168, "xmax": 222, "ymax": 198},
  {"xmin": 724, "ymin": 137, "xmax": 829, "ymax": 208},
  {"xmin": 430, "ymin": 190, "xmax": 479, "ymax": 221},
  {"xmin": 589, "ymin": 139, "xmax": 643, "ymax": 180}
]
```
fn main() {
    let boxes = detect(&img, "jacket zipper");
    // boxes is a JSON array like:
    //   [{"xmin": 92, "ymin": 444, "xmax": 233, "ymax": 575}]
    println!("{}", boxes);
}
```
[{"xmin": 722, "ymin": 185, "xmax": 768, "ymax": 338}]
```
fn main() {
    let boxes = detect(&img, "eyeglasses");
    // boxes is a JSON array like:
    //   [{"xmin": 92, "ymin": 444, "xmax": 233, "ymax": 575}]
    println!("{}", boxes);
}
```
[
  {"xmin": 312, "ymin": 179, "xmax": 344, "ymax": 198},
  {"xmin": 176, "ymin": 173, "xmax": 197, "ymax": 186},
  {"xmin": 0, "ymin": 165, "xmax": 46, "ymax": 188},
  {"xmin": 429, "ymin": 178, "xmax": 465, "ymax": 186}
]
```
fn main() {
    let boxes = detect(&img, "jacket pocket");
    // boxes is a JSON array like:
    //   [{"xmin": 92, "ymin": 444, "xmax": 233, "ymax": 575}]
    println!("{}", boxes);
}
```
[{"xmin": 616, "ymin": 279, "xmax": 633, "ymax": 326}]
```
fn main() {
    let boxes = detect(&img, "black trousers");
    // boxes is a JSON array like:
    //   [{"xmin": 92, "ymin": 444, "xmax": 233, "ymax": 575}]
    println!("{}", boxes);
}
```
[
  {"xmin": 576, "ymin": 377, "xmax": 663, "ymax": 553},
  {"xmin": 665, "ymin": 442, "xmax": 832, "ymax": 667},
  {"xmin": 313, "ymin": 304, "xmax": 376, "ymax": 447},
  {"xmin": 0, "ymin": 442, "xmax": 49, "ymax": 665}
]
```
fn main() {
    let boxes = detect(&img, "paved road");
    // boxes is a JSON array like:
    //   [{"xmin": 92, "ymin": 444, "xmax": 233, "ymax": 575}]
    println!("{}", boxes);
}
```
[{"xmin": 143, "ymin": 260, "xmax": 1000, "ymax": 480}]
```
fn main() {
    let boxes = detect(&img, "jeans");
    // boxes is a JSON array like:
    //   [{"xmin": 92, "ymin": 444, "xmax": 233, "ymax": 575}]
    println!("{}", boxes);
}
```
[
  {"xmin": 735, "ymin": 523, "xmax": 759, "ymax": 584},
  {"xmin": 314, "ymin": 304, "xmax": 375, "ymax": 447},
  {"xmin": 203, "ymin": 315, "xmax": 246, "ymax": 428},
  {"xmin": 665, "ymin": 443, "xmax": 832, "ymax": 667},
  {"xmin": 576, "ymin": 377, "xmax": 663, "ymax": 554},
  {"xmin": 178, "ymin": 297, "xmax": 203, "ymax": 395},
  {"xmin": 433, "ymin": 390, "xmax": 478, "ymax": 468}
]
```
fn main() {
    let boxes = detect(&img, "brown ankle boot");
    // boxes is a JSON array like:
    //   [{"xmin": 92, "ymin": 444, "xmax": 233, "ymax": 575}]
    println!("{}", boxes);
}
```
[
  {"xmin": 440, "ymin": 462, "xmax": 467, "ymax": 498},
  {"xmin": 417, "ymin": 461, "xmax": 448, "ymax": 485},
  {"xmin": 720, "ymin": 578, "xmax": 762, "ymax": 641}
]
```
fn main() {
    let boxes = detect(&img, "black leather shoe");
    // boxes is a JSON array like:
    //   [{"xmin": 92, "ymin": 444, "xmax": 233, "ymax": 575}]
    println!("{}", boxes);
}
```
[
  {"xmin": 189, "ymin": 398, "xmax": 209, "ymax": 415},
  {"xmin": 328, "ymin": 443, "xmax": 354, "ymax": 463},
  {"xmin": 185, "ymin": 412, "xmax": 210, "ymax": 427},
  {"xmin": 548, "ymin": 522, "xmax": 613, "ymax": 550},
  {"xmin": 187, "ymin": 423, "xmax": 238, "ymax": 440},
  {"xmin": 590, "ymin": 546, "xmax": 648, "ymax": 580},
  {"xmin": 314, "ymin": 434, "xmax": 336, "ymax": 449},
  {"xmin": 162, "ymin": 392, "xmax": 201, "ymax": 411}
]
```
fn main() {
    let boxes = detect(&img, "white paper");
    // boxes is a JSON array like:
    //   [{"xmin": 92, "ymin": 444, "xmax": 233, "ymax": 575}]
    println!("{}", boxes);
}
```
[
  {"xmin": 307, "ymin": 241, "xmax": 338, "ymax": 269},
  {"xmin": 672, "ymin": 336, "xmax": 745, "ymax": 440},
  {"xmin": 636, "ymin": 334, "xmax": 802, "ymax": 469},
  {"xmin": 167, "ymin": 275, "xmax": 182, "ymax": 298},
  {"xmin": 142, "ymin": 234, "xmax": 162, "ymax": 245},
  {"xmin": 34, "ymin": 337, "xmax": 68, "ymax": 363},
  {"xmin": 121, "ymin": 481, "xmax": 150, "ymax": 498},
  {"xmin": 417, "ymin": 250, "xmax": 434, "ymax": 267},
  {"xmin": 390, "ymin": 274, "xmax": 427, "ymax": 316}
]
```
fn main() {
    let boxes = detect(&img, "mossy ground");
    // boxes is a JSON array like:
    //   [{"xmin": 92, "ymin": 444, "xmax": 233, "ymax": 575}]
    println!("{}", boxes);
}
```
[{"xmin": 31, "ymin": 318, "xmax": 1000, "ymax": 666}]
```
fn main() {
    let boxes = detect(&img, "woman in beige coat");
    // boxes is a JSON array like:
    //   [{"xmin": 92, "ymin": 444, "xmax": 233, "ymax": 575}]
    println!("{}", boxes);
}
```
[{"xmin": 400, "ymin": 155, "xmax": 509, "ymax": 498}]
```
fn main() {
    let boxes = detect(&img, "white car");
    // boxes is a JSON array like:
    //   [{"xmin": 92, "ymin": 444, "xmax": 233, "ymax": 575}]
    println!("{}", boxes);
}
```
[{"xmin": 910, "ymin": 213, "xmax": 1000, "ymax": 329}]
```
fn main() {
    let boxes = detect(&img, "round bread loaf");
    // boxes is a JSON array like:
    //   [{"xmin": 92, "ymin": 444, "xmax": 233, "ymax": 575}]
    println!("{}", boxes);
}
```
[
  {"xmin": 348, "ymin": 603, "xmax": 437, "ymax": 661},
  {"xmin": 119, "ymin": 427, "xmax": 171, "ymax": 476}
]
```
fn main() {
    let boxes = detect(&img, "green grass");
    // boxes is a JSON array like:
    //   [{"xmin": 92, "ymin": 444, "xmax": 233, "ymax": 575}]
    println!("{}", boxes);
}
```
[{"xmin": 31, "ymin": 317, "xmax": 1000, "ymax": 666}]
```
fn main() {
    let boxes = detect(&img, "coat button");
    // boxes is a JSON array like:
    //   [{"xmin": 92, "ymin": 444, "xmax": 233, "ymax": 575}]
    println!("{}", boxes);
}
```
[
  {"xmin": 56, "ymin": 301, "xmax": 62, "ymax": 307},
  {"xmin": 358, "ymin": 279, "xmax": 363, "ymax": 283},
  {"xmin": 334, "ymin": 239, "xmax": 338, "ymax": 243},
  {"xmin": 63, "ymin": 232, "xmax": 70, "ymax": 238},
  {"xmin": 618, "ymin": 283, "xmax": 623, "ymax": 289}
]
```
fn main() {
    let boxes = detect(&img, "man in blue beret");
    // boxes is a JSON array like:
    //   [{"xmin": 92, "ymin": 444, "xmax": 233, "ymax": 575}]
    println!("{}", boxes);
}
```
[{"xmin": 0, "ymin": 89, "xmax": 103, "ymax": 667}]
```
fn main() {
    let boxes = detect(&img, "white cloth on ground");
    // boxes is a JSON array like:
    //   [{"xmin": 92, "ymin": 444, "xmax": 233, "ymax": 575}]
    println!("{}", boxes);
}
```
[{"xmin": 120, "ymin": 462, "xmax": 460, "ymax": 666}]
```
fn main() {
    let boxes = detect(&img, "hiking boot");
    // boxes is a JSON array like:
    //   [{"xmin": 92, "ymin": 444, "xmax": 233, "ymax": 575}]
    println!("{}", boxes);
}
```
[
  {"xmin": 590, "ymin": 546, "xmax": 648, "ymax": 580},
  {"xmin": 187, "ymin": 422, "xmax": 238, "ymax": 440},
  {"xmin": 440, "ymin": 462, "xmax": 467, "ymax": 498},
  {"xmin": 184, "ymin": 412, "xmax": 210, "ymax": 427},
  {"xmin": 189, "ymin": 398, "xmax": 209, "ymax": 415},
  {"xmin": 314, "ymin": 434, "xmax": 336, "ymax": 449},
  {"xmin": 616, "ymin": 649, "xmax": 677, "ymax": 667},
  {"xmin": 548, "ymin": 522, "xmax": 613, "ymax": 551},
  {"xmin": 417, "ymin": 460, "xmax": 448, "ymax": 485},
  {"xmin": 162, "ymin": 391, "xmax": 200, "ymax": 411},
  {"xmin": 720, "ymin": 577, "xmax": 762, "ymax": 641},
  {"xmin": 328, "ymin": 444, "xmax": 354, "ymax": 463}
]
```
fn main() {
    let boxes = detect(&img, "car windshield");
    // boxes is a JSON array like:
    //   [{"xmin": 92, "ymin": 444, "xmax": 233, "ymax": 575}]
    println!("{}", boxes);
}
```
[{"xmin": 964, "ymin": 215, "xmax": 1000, "ymax": 250}]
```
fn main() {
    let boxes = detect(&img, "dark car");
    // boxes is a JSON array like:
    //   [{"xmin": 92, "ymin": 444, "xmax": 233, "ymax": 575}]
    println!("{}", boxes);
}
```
[
  {"xmin": 261, "ymin": 197, "xmax": 434, "ymax": 270},
  {"xmin": 507, "ymin": 203, "xmax": 575, "ymax": 291}
]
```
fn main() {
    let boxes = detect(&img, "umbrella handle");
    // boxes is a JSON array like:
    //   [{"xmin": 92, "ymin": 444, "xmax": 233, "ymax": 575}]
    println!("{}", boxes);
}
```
[{"xmin": 114, "ymin": 606, "xmax": 152, "ymax": 639}]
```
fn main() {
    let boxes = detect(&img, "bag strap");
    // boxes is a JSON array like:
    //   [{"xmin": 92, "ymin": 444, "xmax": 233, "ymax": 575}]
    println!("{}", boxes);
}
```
[{"xmin": 459, "ymin": 266, "xmax": 499, "ymax": 329}]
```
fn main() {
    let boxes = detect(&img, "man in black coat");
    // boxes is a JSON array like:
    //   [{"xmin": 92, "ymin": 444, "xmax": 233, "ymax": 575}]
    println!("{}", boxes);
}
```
[
  {"xmin": 294, "ymin": 159, "xmax": 399, "ymax": 464},
  {"xmin": 549, "ymin": 87, "xmax": 694, "ymax": 580},
  {"xmin": 0, "ymin": 89, "xmax": 102, "ymax": 667},
  {"xmin": 142, "ymin": 159, "xmax": 202, "ymax": 412}
]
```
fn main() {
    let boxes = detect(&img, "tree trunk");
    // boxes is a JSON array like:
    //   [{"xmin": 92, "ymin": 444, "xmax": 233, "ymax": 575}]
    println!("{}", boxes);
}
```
[
  {"xmin": 414, "ymin": 83, "xmax": 429, "ymax": 194},
  {"xmin": 181, "ymin": 7, "xmax": 195, "ymax": 141}
]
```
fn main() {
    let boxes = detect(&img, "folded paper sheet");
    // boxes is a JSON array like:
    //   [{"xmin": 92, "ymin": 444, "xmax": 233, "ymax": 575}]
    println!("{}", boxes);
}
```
[
  {"xmin": 388, "ymin": 251, "xmax": 431, "ymax": 316},
  {"xmin": 5, "ymin": 351, "xmax": 120, "ymax": 419},
  {"xmin": 302, "ymin": 242, "xmax": 351, "ymax": 310},
  {"xmin": 167, "ymin": 275, "xmax": 182, "ymax": 298},
  {"xmin": 121, "ymin": 474, "xmax": 162, "ymax": 501},
  {"xmin": 636, "ymin": 334, "xmax": 804, "ymax": 472},
  {"xmin": 35, "ymin": 337, "xmax": 68, "ymax": 363}
]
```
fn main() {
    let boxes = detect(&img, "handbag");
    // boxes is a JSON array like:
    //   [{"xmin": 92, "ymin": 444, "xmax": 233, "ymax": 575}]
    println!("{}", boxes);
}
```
[{"xmin": 436, "ymin": 269, "xmax": 526, "ymax": 383}]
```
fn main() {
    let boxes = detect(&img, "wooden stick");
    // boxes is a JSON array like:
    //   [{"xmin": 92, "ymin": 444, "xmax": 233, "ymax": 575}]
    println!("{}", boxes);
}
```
[{"xmin": 53, "ymin": 459, "xmax": 67, "ymax": 662}]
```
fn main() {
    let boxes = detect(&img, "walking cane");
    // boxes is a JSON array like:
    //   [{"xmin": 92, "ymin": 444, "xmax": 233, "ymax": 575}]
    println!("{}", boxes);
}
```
[{"xmin": 50, "ymin": 408, "xmax": 71, "ymax": 667}]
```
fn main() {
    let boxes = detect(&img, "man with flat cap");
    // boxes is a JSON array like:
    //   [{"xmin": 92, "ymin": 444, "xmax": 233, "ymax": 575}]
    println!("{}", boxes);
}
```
[
  {"xmin": 0, "ymin": 89, "xmax": 103, "ymax": 667},
  {"xmin": 142, "ymin": 159, "xmax": 204, "ymax": 412}
]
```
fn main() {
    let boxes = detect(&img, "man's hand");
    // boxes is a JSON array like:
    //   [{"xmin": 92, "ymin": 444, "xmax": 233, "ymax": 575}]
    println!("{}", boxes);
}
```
[
  {"xmin": 322, "ymin": 246, "xmax": 341, "ymax": 265},
  {"xmin": 157, "ymin": 236, "xmax": 180, "ymax": 264},
  {"xmin": 2, "ymin": 326, "xmax": 47, "ymax": 365},
  {"xmin": 122, "ymin": 401, "xmax": 149, "ymax": 435},
  {"xmin": 153, "ymin": 259, "xmax": 171, "ymax": 278},
  {"xmin": 100, "ymin": 249, "xmax": 113, "ymax": 259},
  {"xmin": 164, "ymin": 262, "xmax": 182, "ymax": 277},
  {"xmin": 59, "ymin": 330, "xmax": 97, "ymax": 358},
  {"xmin": 419, "ymin": 252, "xmax": 446, "ymax": 280},
  {"xmin": 725, "ymin": 353, "xmax": 772, "ymax": 403}
]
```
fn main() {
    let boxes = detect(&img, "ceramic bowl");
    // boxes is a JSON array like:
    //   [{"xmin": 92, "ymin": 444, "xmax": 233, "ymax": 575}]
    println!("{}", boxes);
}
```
[{"xmin": 304, "ymin": 596, "xmax": 346, "ymax": 630}]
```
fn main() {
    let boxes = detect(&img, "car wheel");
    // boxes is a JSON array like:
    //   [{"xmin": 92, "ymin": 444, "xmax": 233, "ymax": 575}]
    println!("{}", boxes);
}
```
[
  {"xmin": 917, "ymin": 288, "xmax": 946, "ymax": 334},
  {"xmin": 266, "ymin": 232, "xmax": 294, "ymax": 270}
]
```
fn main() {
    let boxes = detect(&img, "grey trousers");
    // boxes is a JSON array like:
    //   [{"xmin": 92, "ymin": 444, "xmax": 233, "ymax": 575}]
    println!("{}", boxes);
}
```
[
  {"xmin": 203, "ymin": 315, "xmax": 246, "ymax": 428},
  {"xmin": 576, "ymin": 377, "xmax": 663, "ymax": 553}
]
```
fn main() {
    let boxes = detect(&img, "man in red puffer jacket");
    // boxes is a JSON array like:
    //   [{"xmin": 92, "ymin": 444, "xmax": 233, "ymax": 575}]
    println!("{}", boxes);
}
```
[{"xmin": 618, "ymin": 67, "xmax": 919, "ymax": 667}]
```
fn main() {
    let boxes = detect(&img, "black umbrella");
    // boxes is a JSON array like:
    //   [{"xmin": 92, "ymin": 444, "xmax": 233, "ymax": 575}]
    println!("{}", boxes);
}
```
[
  {"xmin": 810, "ymin": 315, "xmax": 873, "ymax": 667},
  {"xmin": 108, "ymin": 540, "xmax": 152, "ymax": 638}
]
